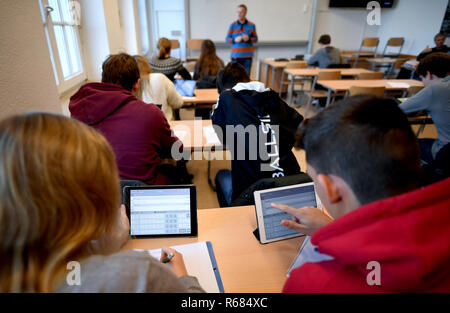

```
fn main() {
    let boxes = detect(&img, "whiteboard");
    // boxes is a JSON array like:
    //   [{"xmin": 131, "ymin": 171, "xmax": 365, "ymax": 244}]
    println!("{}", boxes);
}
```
[{"xmin": 189, "ymin": 0, "xmax": 314, "ymax": 42}]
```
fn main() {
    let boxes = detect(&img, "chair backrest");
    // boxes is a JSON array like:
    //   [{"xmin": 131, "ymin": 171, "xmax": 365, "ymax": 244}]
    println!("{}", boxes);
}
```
[
  {"xmin": 170, "ymin": 39, "xmax": 180, "ymax": 49},
  {"xmin": 362, "ymin": 37, "xmax": 380, "ymax": 47},
  {"xmin": 285, "ymin": 61, "xmax": 306, "ymax": 69},
  {"xmin": 407, "ymin": 85, "xmax": 424, "ymax": 97},
  {"xmin": 357, "ymin": 72, "xmax": 384, "ymax": 80},
  {"xmin": 387, "ymin": 37, "xmax": 404, "ymax": 47},
  {"xmin": 317, "ymin": 70, "xmax": 341, "ymax": 80},
  {"xmin": 349, "ymin": 86, "xmax": 386, "ymax": 97}
]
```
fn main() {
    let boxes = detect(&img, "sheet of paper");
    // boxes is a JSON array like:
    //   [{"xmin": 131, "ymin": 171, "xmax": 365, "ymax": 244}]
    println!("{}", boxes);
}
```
[
  {"xmin": 387, "ymin": 82, "xmax": 410, "ymax": 89},
  {"xmin": 135, "ymin": 241, "xmax": 220, "ymax": 293},
  {"xmin": 203, "ymin": 126, "xmax": 221, "ymax": 145},
  {"xmin": 173, "ymin": 129, "xmax": 187, "ymax": 141}
]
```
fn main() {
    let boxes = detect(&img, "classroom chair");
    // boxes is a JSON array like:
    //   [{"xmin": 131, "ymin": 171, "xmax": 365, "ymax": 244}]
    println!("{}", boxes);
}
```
[
  {"xmin": 349, "ymin": 86, "xmax": 386, "ymax": 97},
  {"xmin": 304, "ymin": 70, "xmax": 341, "ymax": 116},
  {"xmin": 353, "ymin": 37, "xmax": 380, "ymax": 68},
  {"xmin": 381, "ymin": 37, "xmax": 405, "ymax": 57},
  {"xmin": 279, "ymin": 60, "xmax": 307, "ymax": 99},
  {"xmin": 170, "ymin": 39, "xmax": 181, "ymax": 58},
  {"xmin": 357, "ymin": 72, "xmax": 384, "ymax": 80},
  {"xmin": 186, "ymin": 39, "xmax": 204, "ymax": 62}
]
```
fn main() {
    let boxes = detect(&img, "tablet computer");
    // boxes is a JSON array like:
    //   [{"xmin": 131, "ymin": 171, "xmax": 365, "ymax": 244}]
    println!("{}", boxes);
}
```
[
  {"xmin": 254, "ymin": 182, "xmax": 322, "ymax": 244},
  {"xmin": 123, "ymin": 185, "xmax": 197, "ymax": 238},
  {"xmin": 174, "ymin": 79, "xmax": 197, "ymax": 97}
]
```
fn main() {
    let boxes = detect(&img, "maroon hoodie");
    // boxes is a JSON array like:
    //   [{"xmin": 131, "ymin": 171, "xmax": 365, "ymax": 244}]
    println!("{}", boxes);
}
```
[{"xmin": 69, "ymin": 82, "xmax": 180, "ymax": 185}]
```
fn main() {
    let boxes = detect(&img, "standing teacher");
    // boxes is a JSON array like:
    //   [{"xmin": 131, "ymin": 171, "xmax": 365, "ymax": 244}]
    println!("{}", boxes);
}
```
[{"xmin": 226, "ymin": 4, "xmax": 258, "ymax": 75}]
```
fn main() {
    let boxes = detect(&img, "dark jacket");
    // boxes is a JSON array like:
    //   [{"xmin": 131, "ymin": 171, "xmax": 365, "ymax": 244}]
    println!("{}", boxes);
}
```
[
  {"xmin": 69, "ymin": 82, "xmax": 181, "ymax": 185},
  {"xmin": 211, "ymin": 82, "xmax": 303, "ymax": 199}
]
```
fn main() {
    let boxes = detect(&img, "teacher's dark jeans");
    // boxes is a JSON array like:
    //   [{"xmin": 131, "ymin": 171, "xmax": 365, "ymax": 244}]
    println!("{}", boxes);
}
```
[{"xmin": 232, "ymin": 57, "xmax": 252, "ymax": 75}]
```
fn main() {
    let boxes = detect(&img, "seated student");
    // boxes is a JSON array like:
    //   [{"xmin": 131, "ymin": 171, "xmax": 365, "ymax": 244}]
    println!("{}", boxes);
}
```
[
  {"xmin": 399, "ymin": 53, "xmax": 450, "ymax": 164},
  {"xmin": 307, "ymin": 34, "xmax": 341, "ymax": 69},
  {"xmin": 70, "ymin": 53, "xmax": 182, "ymax": 185},
  {"xmin": 193, "ymin": 39, "xmax": 225, "ymax": 89},
  {"xmin": 0, "ymin": 113, "xmax": 204, "ymax": 293},
  {"xmin": 417, "ymin": 32, "xmax": 449, "ymax": 61},
  {"xmin": 134, "ymin": 55, "xmax": 184, "ymax": 121},
  {"xmin": 271, "ymin": 96, "xmax": 450, "ymax": 292},
  {"xmin": 212, "ymin": 62, "xmax": 303, "ymax": 207},
  {"xmin": 148, "ymin": 37, "xmax": 192, "ymax": 82}
]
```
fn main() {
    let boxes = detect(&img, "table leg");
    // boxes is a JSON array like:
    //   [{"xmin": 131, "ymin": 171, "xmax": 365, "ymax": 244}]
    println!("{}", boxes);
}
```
[
  {"xmin": 288, "ymin": 75, "xmax": 294, "ymax": 105},
  {"xmin": 325, "ymin": 89, "xmax": 332, "ymax": 108},
  {"xmin": 207, "ymin": 151, "xmax": 216, "ymax": 191},
  {"xmin": 271, "ymin": 67, "xmax": 276, "ymax": 91}
]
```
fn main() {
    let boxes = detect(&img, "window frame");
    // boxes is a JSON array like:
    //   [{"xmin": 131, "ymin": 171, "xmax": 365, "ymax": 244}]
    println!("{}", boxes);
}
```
[{"xmin": 39, "ymin": 0, "xmax": 87, "ymax": 95}]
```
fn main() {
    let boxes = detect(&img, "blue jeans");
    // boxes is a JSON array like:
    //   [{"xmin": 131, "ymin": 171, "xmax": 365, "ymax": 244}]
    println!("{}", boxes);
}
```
[
  {"xmin": 418, "ymin": 138, "xmax": 435, "ymax": 165},
  {"xmin": 232, "ymin": 58, "xmax": 252, "ymax": 75},
  {"xmin": 215, "ymin": 169, "xmax": 233, "ymax": 207}
]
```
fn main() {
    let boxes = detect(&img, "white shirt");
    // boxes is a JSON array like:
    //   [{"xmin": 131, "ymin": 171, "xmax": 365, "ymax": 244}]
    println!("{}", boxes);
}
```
[{"xmin": 141, "ymin": 73, "xmax": 184, "ymax": 121}]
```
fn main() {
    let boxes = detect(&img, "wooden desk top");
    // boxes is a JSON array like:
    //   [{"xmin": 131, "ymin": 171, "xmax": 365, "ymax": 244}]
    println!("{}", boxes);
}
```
[
  {"xmin": 317, "ymin": 79, "xmax": 424, "ymax": 91},
  {"xmin": 183, "ymin": 88, "xmax": 219, "ymax": 105},
  {"xmin": 123, "ymin": 205, "xmax": 305, "ymax": 293},
  {"xmin": 169, "ymin": 119, "xmax": 223, "ymax": 150},
  {"xmin": 367, "ymin": 57, "xmax": 409, "ymax": 64},
  {"xmin": 285, "ymin": 68, "xmax": 374, "ymax": 77},
  {"xmin": 260, "ymin": 58, "xmax": 306, "ymax": 68}
]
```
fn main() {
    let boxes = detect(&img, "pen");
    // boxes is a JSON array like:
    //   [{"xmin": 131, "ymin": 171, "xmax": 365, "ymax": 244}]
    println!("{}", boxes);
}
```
[{"xmin": 161, "ymin": 252, "xmax": 174, "ymax": 263}]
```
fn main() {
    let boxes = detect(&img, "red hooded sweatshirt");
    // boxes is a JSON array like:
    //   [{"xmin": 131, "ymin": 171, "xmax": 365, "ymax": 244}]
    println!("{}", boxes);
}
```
[
  {"xmin": 69, "ymin": 82, "xmax": 181, "ymax": 185},
  {"xmin": 283, "ymin": 178, "xmax": 450, "ymax": 292}
]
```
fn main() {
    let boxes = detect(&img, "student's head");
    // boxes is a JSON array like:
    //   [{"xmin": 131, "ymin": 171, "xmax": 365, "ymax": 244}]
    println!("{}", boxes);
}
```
[
  {"xmin": 416, "ymin": 52, "xmax": 450, "ymax": 85},
  {"xmin": 296, "ymin": 96, "xmax": 421, "ymax": 219},
  {"xmin": 133, "ymin": 55, "xmax": 152, "ymax": 100},
  {"xmin": 237, "ymin": 4, "xmax": 247, "ymax": 21},
  {"xmin": 217, "ymin": 62, "xmax": 250, "ymax": 93},
  {"xmin": 157, "ymin": 37, "xmax": 172, "ymax": 59},
  {"xmin": 318, "ymin": 34, "xmax": 331, "ymax": 46},
  {"xmin": 0, "ymin": 113, "xmax": 121, "ymax": 292},
  {"xmin": 434, "ymin": 32, "xmax": 447, "ymax": 48},
  {"xmin": 102, "ymin": 53, "xmax": 140, "ymax": 92}
]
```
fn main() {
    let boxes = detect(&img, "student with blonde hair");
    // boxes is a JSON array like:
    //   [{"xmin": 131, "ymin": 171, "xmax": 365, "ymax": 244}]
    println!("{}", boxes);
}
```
[
  {"xmin": 134, "ymin": 55, "xmax": 184, "ymax": 121},
  {"xmin": 0, "ymin": 113, "xmax": 204, "ymax": 292},
  {"xmin": 148, "ymin": 37, "xmax": 192, "ymax": 81}
]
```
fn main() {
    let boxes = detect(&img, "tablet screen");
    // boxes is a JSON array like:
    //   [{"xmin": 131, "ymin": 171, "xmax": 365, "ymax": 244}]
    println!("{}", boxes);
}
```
[
  {"xmin": 174, "ymin": 80, "xmax": 196, "ymax": 97},
  {"xmin": 255, "ymin": 183, "xmax": 320, "ymax": 243},
  {"xmin": 129, "ymin": 187, "xmax": 193, "ymax": 236}
]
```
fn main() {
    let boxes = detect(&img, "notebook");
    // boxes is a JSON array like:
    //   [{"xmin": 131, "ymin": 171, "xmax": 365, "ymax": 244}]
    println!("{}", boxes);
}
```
[{"xmin": 136, "ymin": 241, "xmax": 224, "ymax": 293}]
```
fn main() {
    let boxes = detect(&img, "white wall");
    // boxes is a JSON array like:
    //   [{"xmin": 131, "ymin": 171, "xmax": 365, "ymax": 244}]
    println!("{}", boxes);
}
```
[
  {"xmin": 119, "ymin": 0, "xmax": 142, "ymax": 55},
  {"xmin": 0, "ymin": 0, "xmax": 61, "ymax": 118},
  {"xmin": 376, "ymin": 0, "xmax": 448, "ymax": 55}
]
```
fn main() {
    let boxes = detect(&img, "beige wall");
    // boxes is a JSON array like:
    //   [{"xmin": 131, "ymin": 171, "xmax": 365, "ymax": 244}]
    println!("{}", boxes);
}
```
[{"xmin": 0, "ymin": 0, "xmax": 61, "ymax": 118}]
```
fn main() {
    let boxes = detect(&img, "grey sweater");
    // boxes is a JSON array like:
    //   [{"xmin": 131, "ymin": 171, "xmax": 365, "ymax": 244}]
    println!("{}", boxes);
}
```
[
  {"xmin": 307, "ymin": 46, "xmax": 341, "ymax": 68},
  {"xmin": 57, "ymin": 250, "xmax": 205, "ymax": 293},
  {"xmin": 400, "ymin": 75, "xmax": 450, "ymax": 159}
]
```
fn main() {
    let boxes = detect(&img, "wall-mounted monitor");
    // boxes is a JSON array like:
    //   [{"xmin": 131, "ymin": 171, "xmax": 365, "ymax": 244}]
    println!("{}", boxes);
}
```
[{"xmin": 329, "ymin": 0, "xmax": 395, "ymax": 8}]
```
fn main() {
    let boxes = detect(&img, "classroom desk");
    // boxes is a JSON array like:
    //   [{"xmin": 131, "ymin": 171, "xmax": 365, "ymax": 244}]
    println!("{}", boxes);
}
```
[
  {"xmin": 259, "ymin": 59, "xmax": 306, "ymax": 92},
  {"xmin": 169, "ymin": 119, "xmax": 221, "ymax": 151},
  {"xmin": 182, "ymin": 88, "xmax": 219, "ymax": 109},
  {"xmin": 317, "ymin": 79, "xmax": 424, "ymax": 107},
  {"xmin": 366, "ymin": 57, "xmax": 409, "ymax": 75},
  {"xmin": 284, "ymin": 68, "xmax": 375, "ymax": 104},
  {"xmin": 169, "ymin": 119, "xmax": 223, "ymax": 189},
  {"xmin": 124, "ymin": 205, "xmax": 305, "ymax": 293}
]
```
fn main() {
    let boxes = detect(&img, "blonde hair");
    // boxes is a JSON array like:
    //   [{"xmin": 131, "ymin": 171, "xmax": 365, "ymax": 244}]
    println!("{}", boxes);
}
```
[
  {"xmin": 157, "ymin": 37, "xmax": 171, "ymax": 59},
  {"xmin": 0, "ymin": 113, "xmax": 121, "ymax": 292},
  {"xmin": 134, "ymin": 55, "xmax": 153, "ymax": 101}
]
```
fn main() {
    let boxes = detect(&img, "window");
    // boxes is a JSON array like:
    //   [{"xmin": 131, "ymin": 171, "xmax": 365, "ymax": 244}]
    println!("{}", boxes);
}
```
[{"xmin": 40, "ymin": 0, "xmax": 86, "ymax": 94}]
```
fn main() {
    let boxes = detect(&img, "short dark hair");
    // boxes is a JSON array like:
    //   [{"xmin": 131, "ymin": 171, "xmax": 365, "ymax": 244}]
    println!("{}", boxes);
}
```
[
  {"xmin": 434, "ymin": 32, "xmax": 447, "ymax": 40},
  {"xmin": 416, "ymin": 52, "xmax": 450, "ymax": 78},
  {"xmin": 296, "ymin": 96, "xmax": 421, "ymax": 205},
  {"xmin": 318, "ymin": 34, "xmax": 331, "ymax": 45},
  {"xmin": 238, "ymin": 4, "xmax": 247, "ymax": 11},
  {"xmin": 216, "ymin": 62, "xmax": 250, "ymax": 93},
  {"xmin": 102, "ymin": 53, "xmax": 140, "ymax": 91}
]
